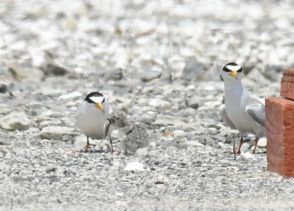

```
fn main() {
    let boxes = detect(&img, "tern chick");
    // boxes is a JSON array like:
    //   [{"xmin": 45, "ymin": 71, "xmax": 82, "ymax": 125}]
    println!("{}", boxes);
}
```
[
  {"xmin": 104, "ymin": 111, "xmax": 149, "ymax": 155},
  {"xmin": 76, "ymin": 91, "xmax": 113, "ymax": 152},
  {"xmin": 220, "ymin": 62, "xmax": 265, "ymax": 158}
]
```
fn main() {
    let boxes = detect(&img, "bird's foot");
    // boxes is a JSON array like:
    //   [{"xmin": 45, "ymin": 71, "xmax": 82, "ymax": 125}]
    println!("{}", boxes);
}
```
[
  {"xmin": 234, "ymin": 149, "xmax": 241, "ymax": 155},
  {"xmin": 81, "ymin": 143, "xmax": 96, "ymax": 153}
]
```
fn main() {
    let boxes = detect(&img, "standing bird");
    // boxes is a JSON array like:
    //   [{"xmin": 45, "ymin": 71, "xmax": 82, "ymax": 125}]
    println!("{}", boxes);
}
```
[
  {"xmin": 220, "ymin": 62, "xmax": 265, "ymax": 157},
  {"xmin": 76, "ymin": 91, "xmax": 113, "ymax": 152},
  {"xmin": 104, "ymin": 111, "xmax": 149, "ymax": 155}
]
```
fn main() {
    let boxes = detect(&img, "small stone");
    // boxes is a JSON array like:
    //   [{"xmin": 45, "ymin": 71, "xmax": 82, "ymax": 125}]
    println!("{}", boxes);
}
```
[
  {"xmin": 148, "ymin": 99, "xmax": 171, "ymax": 108},
  {"xmin": 105, "ymin": 68, "xmax": 123, "ymax": 81},
  {"xmin": 58, "ymin": 91, "xmax": 82, "ymax": 100},
  {"xmin": 124, "ymin": 162, "xmax": 147, "ymax": 171},
  {"xmin": 0, "ymin": 83, "xmax": 7, "ymax": 93},
  {"xmin": 257, "ymin": 137, "xmax": 267, "ymax": 147},
  {"xmin": 134, "ymin": 147, "xmax": 149, "ymax": 157},
  {"xmin": 173, "ymin": 130, "xmax": 185, "ymax": 137},
  {"xmin": 239, "ymin": 152, "xmax": 256, "ymax": 162},
  {"xmin": 208, "ymin": 127, "xmax": 219, "ymax": 135},
  {"xmin": 45, "ymin": 63, "xmax": 68, "ymax": 76},
  {"xmin": 0, "ymin": 112, "xmax": 31, "ymax": 131},
  {"xmin": 185, "ymin": 96, "xmax": 200, "ymax": 109},
  {"xmin": 182, "ymin": 57, "xmax": 205, "ymax": 81},
  {"xmin": 139, "ymin": 68, "xmax": 162, "ymax": 82},
  {"xmin": 153, "ymin": 174, "xmax": 169, "ymax": 184},
  {"xmin": 40, "ymin": 126, "xmax": 75, "ymax": 140}
]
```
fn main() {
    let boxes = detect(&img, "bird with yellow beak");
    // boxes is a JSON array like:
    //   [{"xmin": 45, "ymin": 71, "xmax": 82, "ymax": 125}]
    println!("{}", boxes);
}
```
[
  {"xmin": 76, "ymin": 91, "xmax": 113, "ymax": 152},
  {"xmin": 220, "ymin": 62, "xmax": 266, "ymax": 159}
]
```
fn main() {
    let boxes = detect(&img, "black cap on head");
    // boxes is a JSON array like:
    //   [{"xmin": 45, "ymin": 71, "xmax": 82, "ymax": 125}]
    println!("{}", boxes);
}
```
[
  {"xmin": 223, "ymin": 62, "xmax": 242, "ymax": 73},
  {"xmin": 85, "ymin": 91, "xmax": 104, "ymax": 103}
]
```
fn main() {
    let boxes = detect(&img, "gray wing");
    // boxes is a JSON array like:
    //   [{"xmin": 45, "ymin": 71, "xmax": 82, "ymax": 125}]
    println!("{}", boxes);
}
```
[
  {"xmin": 245, "ymin": 103, "xmax": 265, "ymax": 127},
  {"xmin": 103, "ymin": 119, "xmax": 111, "ymax": 138},
  {"xmin": 220, "ymin": 104, "xmax": 236, "ymax": 129}
]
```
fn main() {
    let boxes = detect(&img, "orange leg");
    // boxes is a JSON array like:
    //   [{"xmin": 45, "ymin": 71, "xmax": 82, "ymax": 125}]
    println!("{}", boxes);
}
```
[
  {"xmin": 252, "ymin": 137, "xmax": 259, "ymax": 154},
  {"xmin": 235, "ymin": 137, "xmax": 244, "ymax": 155}
]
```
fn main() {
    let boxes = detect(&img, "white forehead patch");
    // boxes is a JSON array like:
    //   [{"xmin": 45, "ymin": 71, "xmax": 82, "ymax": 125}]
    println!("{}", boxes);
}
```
[
  {"xmin": 226, "ymin": 64, "xmax": 241, "ymax": 71},
  {"xmin": 89, "ymin": 96, "xmax": 104, "ymax": 103}
]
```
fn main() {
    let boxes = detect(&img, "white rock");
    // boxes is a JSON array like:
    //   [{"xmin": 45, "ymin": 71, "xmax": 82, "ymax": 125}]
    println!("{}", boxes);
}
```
[
  {"xmin": 40, "ymin": 126, "xmax": 75, "ymax": 140},
  {"xmin": 258, "ymin": 137, "xmax": 267, "ymax": 147},
  {"xmin": 148, "ymin": 99, "xmax": 171, "ymax": 108},
  {"xmin": 58, "ymin": 91, "xmax": 82, "ymax": 100},
  {"xmin": 135, "ymin": 147, "xmax": 149, "ymax": 157},
  {"xmin": 124, "ymin": 162, "xmax": 146, "ymax": 171},
  {"xmin": 173, "ymin": 130, "xmax": 185, "ymax": 137},
  {"xmin": 0, "ymin": 112, "xmax": 31, "ymax": 131},
  {"xmin": 239, "ymin": 151, "xmax": 256, "ymax": 162}
]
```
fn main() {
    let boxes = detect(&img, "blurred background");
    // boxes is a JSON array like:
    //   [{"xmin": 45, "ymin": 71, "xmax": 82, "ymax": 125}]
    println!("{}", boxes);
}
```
[{"xmin": 0, "ymin": 0, "xmax": 293, "ymax": 85}]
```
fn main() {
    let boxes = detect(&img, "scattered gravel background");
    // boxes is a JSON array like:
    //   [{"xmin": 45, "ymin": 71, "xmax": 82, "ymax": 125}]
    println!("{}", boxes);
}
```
[{"xmin": 1, "ymin": 0, "xmax": 294, "ymax": 210}]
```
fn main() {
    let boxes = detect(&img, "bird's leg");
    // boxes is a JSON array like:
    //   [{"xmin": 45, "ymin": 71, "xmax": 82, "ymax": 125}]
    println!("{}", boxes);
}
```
[
  {"xmin": 109, "ymin": 135, "xmax": 114, "ymax": 153},
  {"xmin": 233, "ymin": 138, "xmax": 236, "ymax": 160},
  {"xmin": 252, "ymin": 137, "xmax": 259, "ymax": 154},
  {"xmin": 235, "ymin": 137, "xmax": 244, "ymax": 155},
  {"xmin": 83, "ymin": 136, "xmax": 90, "ymax": 152},
  {"xmin": 82, "ymin": 137, "xmax": 96, "ymax": 152}
]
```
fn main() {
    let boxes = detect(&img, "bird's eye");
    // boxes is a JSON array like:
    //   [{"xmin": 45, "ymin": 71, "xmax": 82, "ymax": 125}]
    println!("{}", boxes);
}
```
[
  {"xmin": 237, "ymin": 68, "xmax": 242, "ymax": 73},
  {"xmin": 102, "ymin": 98, "xmax": 105, "ymax": 103}
]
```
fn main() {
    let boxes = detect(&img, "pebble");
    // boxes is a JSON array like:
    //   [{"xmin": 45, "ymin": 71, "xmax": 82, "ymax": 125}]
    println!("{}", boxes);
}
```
[
  {"xmin": 45, "ymin": 63, "xmax": 68, "ymax": 75},
  {"xmin": 185, "ymin": 96, "xmax": 200, "ymax": 110},
  {"xmin": 257, "ymin": 137, "xmax": 267, "ymax": 147},
  {"xmin": 0, "ymin": 83, "xmax": 8, "ymax": 93},
  {"xmin": 148, "ymin": 99, "xmax": 171, "ymax": 108},
  {"xmin": 0, "ymin": 112, "xmax": 31, "ymax": 131},
  {"xmin": 104, "ymin": 67, "xmax": 123, "ymax": 81},
  {"xmin": 139, "ymin": 67, "xmax": 162, "ymax": 82},
  {"xmin": 124, "ymin": 162, "xmax": 147, "ymax": 171},
  {"xmin": 239, "ymin": 151, "xmax": 256, "ymax": 162},
  {"xmin": 58, "ymin": 91, "xmax": 82, "ymax": 100}
]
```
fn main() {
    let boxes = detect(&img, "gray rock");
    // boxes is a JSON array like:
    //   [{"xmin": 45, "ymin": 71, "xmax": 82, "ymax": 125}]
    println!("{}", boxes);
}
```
[
  {"xmin": 39, "ymin": 126, "xmax": 75, "ymax": 140},
  {"xmin": 139, "ymin": 66, "xmax": 162, "ymax": 82},
  {"xmin": 182, "ymin": 57, "xmax": 205, "ymax": 81},
  {"xmin": 0, "ymin": 112, "xmax": 31, "ymax": 131},
  {"xmin": 44, "ymin": 63, "xmax": 68, "ymax": 75},
  {"xmin": 105, "ymin": 67, "xmax": 123, "ymax": 81},
  {"xmin": 0, "ymin": 83, "xmax": 7, "ymax": 93},
  {"xmin": 185, "ymin": 96, "xmax": 200, "ymax": 109}
]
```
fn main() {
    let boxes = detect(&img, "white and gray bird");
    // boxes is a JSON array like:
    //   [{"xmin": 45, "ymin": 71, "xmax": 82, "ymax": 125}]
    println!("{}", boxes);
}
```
[
  {"xmin": 104, "ymin": 111, "xmax": 149, "ymax": 155},
  {"xmin": 220, "ymin": 62, "xmax": 265, "ymax": 157},
  {"xmin": 76, "ymin": 91, "xmax": 113, "ymax": 152}
]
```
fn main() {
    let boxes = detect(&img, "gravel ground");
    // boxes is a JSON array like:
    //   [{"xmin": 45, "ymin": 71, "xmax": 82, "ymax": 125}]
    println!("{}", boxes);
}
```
[{"xmin": 1, "ymin": 0, "xmax": 294, "ymax": 210}]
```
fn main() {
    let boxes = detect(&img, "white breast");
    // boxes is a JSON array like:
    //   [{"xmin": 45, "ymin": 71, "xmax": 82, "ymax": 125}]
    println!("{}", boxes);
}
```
[
  {"xmin": 225, "ymin": 92, "xmax": 255, "ymax": 135},
  {"xmin": 75, "ymin": 102, "xmax": 110, "ymax": 139}
]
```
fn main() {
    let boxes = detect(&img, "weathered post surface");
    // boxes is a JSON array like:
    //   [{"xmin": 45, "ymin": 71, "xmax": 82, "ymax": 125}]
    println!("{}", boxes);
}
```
[{"xmin": 266, "ymin": 69, "xmax": 294, "ymax": 177}]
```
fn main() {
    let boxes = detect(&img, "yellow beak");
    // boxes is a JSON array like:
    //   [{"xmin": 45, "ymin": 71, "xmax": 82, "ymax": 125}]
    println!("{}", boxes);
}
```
[
  {"xmin": 229, "ymin": 71, "xmax": 238, "ymax": 79},
  {"xmin": 95, "ymin": 103, "xmax": 104, "ymax": 112}
]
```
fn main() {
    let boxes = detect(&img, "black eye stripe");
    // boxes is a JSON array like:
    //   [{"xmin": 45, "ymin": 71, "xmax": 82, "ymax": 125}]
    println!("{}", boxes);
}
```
[
  {"xmin": 223, "ymin": 67, "xmax": 230, "ymax": 72},
  {"xmin": 223, "ymin": 66, "xmax": 242, "ymax": 73}
]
